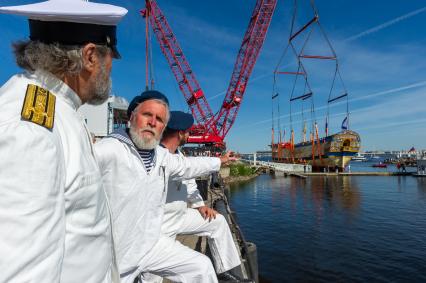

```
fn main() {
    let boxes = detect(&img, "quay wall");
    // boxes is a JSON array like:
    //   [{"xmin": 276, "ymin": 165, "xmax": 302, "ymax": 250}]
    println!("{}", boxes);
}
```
[{"xmin": 244, "ymin": 159, "xmax": 312, "ymax": 173}]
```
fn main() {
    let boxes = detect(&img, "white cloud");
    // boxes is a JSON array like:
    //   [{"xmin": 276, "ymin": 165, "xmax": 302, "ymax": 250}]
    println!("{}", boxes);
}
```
[
  {"xmin": 207, "ymin": 73, "xmax": 272, "ymax": 101},
  {"xmin": 233, "ymin": 80, "xmax": 426, "ymax": 129},
  {"xmin": 345, "ymin": 6, "xmax": 426, "ymax": 42}
]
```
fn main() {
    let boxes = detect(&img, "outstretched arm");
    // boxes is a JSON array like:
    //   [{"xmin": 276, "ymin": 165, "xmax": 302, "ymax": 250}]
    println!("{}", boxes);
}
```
[
  {"xmin": 167, "ymin": 153, "xmax": 220, "ymax": 181},
  {"xmin": 167, "ymin": 150, "xmax": 237, "ymax": 181}
]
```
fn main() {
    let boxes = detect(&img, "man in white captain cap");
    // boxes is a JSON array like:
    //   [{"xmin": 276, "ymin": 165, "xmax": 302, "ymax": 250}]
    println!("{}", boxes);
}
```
[{"xmin": 0, "ymin": 1, "xmax": 127, "ymax": 282}]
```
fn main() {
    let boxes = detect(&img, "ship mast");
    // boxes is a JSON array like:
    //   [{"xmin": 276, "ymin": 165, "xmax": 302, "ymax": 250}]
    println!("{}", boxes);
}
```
[
  {"xmin": 272, "ymin": 0, "xmax": 350, "ymax": 141},
  {"xmin": 272, "ymin": 0, "xmax": 351, "ymax": 164}
]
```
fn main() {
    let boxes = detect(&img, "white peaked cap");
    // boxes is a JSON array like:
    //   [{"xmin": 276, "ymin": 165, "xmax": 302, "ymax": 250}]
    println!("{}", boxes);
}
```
[{"xmin": 0, "ymin": 0, "xmax": 128, "ymax": 26}]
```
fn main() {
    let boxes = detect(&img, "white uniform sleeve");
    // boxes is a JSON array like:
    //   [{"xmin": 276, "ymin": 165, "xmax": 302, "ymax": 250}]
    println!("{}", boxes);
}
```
[
  {"xmin": 183, "ymin": 179, "xmax": 205, "ymax": 208},
  {"xmin": 0, "ymin": 123, "xmax": 65, "ymax": 282},
  {"xmin": 94, "ymin": 138, "xmax": 117, "ymax": 173},
  {"xmin": 167, "ymin": 153, "xmax": 221, "ymax": 181}
]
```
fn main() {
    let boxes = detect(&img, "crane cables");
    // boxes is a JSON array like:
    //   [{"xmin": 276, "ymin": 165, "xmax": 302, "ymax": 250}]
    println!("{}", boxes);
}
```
[
  {"xmin": 272, "ymin": 0, "xmax": 350, "ymax": 150},
  {"xmin": 143, "ymin": 7, "xmax": 156, "ymax": 91}
]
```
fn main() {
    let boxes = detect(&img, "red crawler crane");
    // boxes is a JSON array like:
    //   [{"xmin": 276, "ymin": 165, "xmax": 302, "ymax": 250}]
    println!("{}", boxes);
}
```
[{"xmin": 142, "ymin": 0, "xmax": 277, "ymax": 148}]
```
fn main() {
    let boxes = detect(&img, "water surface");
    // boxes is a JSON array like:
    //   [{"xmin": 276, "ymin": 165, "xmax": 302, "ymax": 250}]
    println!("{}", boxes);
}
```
[{"xmin": 229, "ymin": 173, "xmax": 426, "ymax": 282}]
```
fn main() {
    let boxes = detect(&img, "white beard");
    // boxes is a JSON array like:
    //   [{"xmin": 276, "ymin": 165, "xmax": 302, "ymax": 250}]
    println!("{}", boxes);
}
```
[{"xmin": 129, "ymin": 125, "xmax": 161, "ymax": 150}]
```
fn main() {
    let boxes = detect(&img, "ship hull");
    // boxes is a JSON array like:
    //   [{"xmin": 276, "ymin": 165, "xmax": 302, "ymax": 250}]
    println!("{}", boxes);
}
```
[{"xmin": 272, "ymin": 130, "xmax": 361, "ymax": 171}]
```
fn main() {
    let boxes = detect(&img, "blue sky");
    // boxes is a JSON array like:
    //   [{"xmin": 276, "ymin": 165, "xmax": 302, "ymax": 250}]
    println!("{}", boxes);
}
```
[{"xmin": 0, "ymin": 0, "xmax": 425, "ymax": 152}]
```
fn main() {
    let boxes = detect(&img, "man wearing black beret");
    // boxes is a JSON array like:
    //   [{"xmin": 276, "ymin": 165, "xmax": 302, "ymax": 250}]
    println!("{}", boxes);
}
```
[{"xmin": 95, "ymin": 90, "xmax": 234, "ymax": 283}]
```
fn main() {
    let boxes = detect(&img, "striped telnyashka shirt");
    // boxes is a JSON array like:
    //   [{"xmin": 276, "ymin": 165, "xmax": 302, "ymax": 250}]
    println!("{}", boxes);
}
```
[
  {"xmin": 108, "ymin": 129, "xmax": 156, "ymax": 173},
  {"xmin": 137, "ymin": 149, "xmax": 155, "ymax": 173}
]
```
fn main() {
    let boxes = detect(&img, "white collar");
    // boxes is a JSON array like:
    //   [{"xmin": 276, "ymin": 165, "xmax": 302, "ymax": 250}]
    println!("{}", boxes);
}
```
[{"xmin": 32, "ymin": 70, "xmax": 82, "ymax": 110}]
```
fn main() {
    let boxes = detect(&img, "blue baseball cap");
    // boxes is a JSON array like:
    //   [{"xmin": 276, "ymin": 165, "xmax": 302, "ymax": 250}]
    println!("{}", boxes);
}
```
[
  {"xmin": 167, "ymin": 111, "xmax": 194, "ymax": 131},
  {"xmin": 127, "ymin": 90, "xmax": 169, "ymax": 118}
]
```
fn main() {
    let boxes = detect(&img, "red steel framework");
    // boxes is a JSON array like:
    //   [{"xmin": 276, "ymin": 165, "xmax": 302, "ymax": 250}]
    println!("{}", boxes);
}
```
[
  {"xmin": 141, "ymin": 0, "xmax": 217, "ymax": 140},
  {"xmin": 142, "ymin": 0, "xmax": 277, "ymax": 147}
]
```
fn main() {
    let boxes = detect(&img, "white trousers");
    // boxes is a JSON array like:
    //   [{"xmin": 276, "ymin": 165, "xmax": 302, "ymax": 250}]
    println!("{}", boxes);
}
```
[
  {"xmin": 121, "ymin": 235, "xmax": 217, "ymax": 283},
  {"xmin": 176, "ymin": 208, "xmax": 241, "ymax": 274},
  {"xmin": 125, "ymin": 209, "xmax": 241, "ymax": 283}
]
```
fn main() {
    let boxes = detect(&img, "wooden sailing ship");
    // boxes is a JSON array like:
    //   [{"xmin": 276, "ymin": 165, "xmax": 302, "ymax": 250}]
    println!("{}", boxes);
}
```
[
  {"xmin": 271, "ymin": 130, "xmax": 360, "ymax": 171},
  {"xmin": 270, "ymin": 0, "xmax": 360, "ymax": 171}
]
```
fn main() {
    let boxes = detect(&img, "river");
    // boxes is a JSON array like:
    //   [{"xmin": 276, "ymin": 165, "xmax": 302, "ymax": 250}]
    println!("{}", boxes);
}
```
[{"xmin": 229, "ymin": 162, "xmax": 426, "ymax": 282}]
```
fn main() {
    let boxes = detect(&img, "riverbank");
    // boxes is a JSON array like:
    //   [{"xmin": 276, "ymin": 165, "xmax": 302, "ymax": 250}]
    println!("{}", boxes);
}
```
[
  {"xmin": 221, "ymin": 163, "xmax": 259, "ymax": 184},
  {"xmin": 223, "ymin": 173, "xmax": 259, "ymax": 184}
]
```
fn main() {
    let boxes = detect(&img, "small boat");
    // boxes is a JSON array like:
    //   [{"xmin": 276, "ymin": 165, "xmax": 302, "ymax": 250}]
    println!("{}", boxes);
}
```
[
  {"xmin": 414, "ymin": 156, "xmax": 426, "ymax": 177},
  {"xmin": 372, "ymin": 162, "xmax": 387, "ymax": 168},
  {"xmin": 351, "ymin": 153, "xmax": 367, "ymax": 162}
]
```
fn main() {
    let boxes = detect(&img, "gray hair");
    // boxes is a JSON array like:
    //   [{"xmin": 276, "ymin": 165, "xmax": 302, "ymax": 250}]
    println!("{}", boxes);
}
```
[
  {"xmin": 13, "ymin": 40, "xmax": 109, "ymax": 76},
  {"xmin": 133, "ymin": 98, "xmax": 171, "ymax": 125}
]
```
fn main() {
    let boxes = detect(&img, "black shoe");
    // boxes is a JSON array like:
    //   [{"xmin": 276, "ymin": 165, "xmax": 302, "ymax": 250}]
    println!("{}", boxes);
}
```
[{"xmin": 217, "ymin": 271, "xmax": 253, "ymax": 283}]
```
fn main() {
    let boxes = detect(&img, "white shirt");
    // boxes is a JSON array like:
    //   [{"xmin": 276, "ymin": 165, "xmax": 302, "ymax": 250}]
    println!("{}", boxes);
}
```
[
  {"xmin": 0, "ymin": 71, "xmax": 116, "ymax": 283},
  {"xmin": 94, "ymin": 137, "xmax": 220, "ymax": 277},
  {"xmin": 161, "ymin": 151, "xmax": 205, "ymax": 237}
]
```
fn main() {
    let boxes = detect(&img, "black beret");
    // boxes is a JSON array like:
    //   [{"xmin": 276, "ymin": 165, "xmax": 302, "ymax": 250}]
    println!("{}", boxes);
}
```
[
  {"xmin": 127, "ymin": 90, "xmax": 169, "ymax": 118},
  {"xmin": 167, "ymin": 111, "xmax": 194, "ymax": 131}
]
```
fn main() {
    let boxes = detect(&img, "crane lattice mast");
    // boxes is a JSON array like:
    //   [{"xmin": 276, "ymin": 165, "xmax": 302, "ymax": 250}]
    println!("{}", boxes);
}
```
[
  {"xmin": 214, "ymin": 0, "xmax": 277, "ymax": 139},
  {"xmin": 142, "ymin": 0, "xmax": 277, "ymax": 147},
  {"xmin": 142, "ymin": 0, "xmax": 218, "ymax": 140}
]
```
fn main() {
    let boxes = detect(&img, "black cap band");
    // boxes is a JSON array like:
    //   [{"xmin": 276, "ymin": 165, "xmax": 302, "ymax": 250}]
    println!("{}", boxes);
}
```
[{"xmin": 29, "ymin": 19, "xmax": 121, "ymax": 58}]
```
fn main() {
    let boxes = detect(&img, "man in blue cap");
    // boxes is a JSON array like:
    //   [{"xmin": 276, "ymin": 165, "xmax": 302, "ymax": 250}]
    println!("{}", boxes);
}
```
[
  {"xmin": 95, "ymin": 90, "xmax": 235, "ymax": 283},
  {"xmin": 0, "ymin": 1, "xmax": 127, "ymax": 282},
  {"xmin": 157, "ymin": 111, "xmax": 245, "ymax": 282}
]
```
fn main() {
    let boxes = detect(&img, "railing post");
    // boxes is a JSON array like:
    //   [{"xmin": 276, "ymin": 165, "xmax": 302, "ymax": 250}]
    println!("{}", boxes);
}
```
[{"xmin": 253, "ymin": 152, "xmax": 257, "ymax": 166}]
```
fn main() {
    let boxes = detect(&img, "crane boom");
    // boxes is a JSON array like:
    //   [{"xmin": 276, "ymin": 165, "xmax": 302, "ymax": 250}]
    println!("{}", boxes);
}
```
[
  {"xmin": 215, "ymin": 0, "xmax": 277, "ymax": 139},
  {"xmin": 142, "ymin": 0, "xmax": 217, "ymax": 136},
  {"xmin": 143, "ymin": 0, "xmax": 277, "ymax": 146}
]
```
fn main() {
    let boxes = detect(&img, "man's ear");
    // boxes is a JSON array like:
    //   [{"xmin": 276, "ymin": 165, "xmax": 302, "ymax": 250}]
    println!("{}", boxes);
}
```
[{"xmin": 81, "ymin": 43, "xmax": 98, "ymax": 72}]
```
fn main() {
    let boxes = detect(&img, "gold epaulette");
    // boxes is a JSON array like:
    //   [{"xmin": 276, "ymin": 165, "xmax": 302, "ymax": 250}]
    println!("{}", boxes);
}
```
[{"xmin": 21, "ymin": 84, "xmax": 56, "ymax": 130}]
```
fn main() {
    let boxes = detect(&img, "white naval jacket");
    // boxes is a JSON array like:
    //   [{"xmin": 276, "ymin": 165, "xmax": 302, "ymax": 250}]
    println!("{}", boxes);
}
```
[
  {"xmin": 0, "ymin": 71, "xmax": 117, "ymax": 282},
  {"xmin": 94, "ymin": 137, "xmax": 221, "ymax": 276},
  {"xmin": 161, "ymin": 151, "xmax": 205, "ymax": 237}
]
